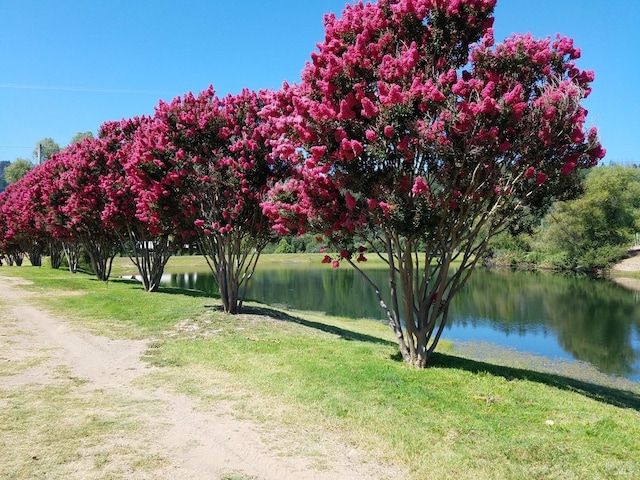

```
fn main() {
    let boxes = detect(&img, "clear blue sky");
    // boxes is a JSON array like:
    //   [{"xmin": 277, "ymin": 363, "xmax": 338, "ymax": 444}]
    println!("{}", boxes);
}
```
[{"xmin": 1, "ymin": 0, "xmax": 637, "ymax": 164}]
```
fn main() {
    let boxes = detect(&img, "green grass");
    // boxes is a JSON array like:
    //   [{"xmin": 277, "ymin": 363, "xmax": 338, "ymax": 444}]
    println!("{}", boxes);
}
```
[
  {"xmin": 1, "ymin": 265, "xmax": 213, "ymax": 338},
  {"xmin": 2, "ymin": 262, "xmax": 640, "ymax": 479},
  {"xmin": 148, "ymin": 310, "xmax": 640, "ymax": 479}
]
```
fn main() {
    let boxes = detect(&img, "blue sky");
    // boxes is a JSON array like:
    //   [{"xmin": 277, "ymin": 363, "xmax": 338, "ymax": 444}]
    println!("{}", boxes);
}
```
[{"xmin": 1, "ymin": 0, "xmax": 637, "ymax": 164}]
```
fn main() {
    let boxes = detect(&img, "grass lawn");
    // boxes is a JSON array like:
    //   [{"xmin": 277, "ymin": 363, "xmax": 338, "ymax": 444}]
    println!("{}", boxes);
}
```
[{"xmin": 2, "ymin": 258, "xmax": 639, "ymax": 479}]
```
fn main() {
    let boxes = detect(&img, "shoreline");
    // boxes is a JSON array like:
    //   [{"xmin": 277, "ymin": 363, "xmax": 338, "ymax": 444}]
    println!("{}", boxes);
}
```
[{"xmin": 609, "ymin": 247, "xmax": 640, "ymax": 291}]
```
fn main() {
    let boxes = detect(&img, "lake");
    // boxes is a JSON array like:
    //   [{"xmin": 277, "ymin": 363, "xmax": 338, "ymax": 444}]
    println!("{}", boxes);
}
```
[{"xmin": 160, "ymin": 265, "xmax": 640, "ymax": 381}]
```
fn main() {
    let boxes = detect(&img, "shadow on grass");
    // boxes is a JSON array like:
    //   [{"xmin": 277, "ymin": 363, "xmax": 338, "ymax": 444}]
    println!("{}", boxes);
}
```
[
  {"xmin": 427, "ymin": 351, "xmax": 640, "ymax": 411},
  {"xmin": 115, "ymin": 282, "xmax": 388, "ymax": 346},
  {"xmin": 237, "ymin": 304, "xmax": 396, "ymax": 347},
  {"xmin": 156, "ymin": 285, "xmax": 217, "ymax": 300},
  {"xmin": 110, "ymin": 278, "xmax": 218, "ymax": 301}
]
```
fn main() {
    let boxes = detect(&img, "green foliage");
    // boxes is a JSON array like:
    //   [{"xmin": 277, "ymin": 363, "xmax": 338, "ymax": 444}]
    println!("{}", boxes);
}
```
[
  {"xmin": 264, "ymin": 234, "xmax": 327, "ymax": 254},
  {"xmin": 539, "ymin": 165, "xmax": 640, "ymax": 268},
  {"xmin": 69, "ymin": 131, "xmax": 94, "ymax": 145},
  {"xmin": 4, "ymin": 158, "xmax": 33, "ymax": 184},
  {"xmin": 32, "ymin": 137, "xmax": 60, "ymax": 163},
  {"xmin": 491, "ymin": 165, "xmax": 640, "ymax": 271},
  {"xmin": 489, "ymin": 231, "xmax": 532, "ymax": 254},
  {"xmin": 0, "ymin": 160, "xmax": 10, "ymax": 191},
  {"xmin": 573, "ymin": 245, "xmax": 629, "ymax": 271},
  {"xmin": 273, "ymin": 238, "xmax": 294, "ymax": 254}
]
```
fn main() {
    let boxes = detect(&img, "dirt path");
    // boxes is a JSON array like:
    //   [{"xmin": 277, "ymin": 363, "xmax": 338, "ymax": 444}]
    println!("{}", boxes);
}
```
[
  {"xmin": 0, "ymin": 275, "xmax": 399, "ymax": 480},
  {"xmin": 610, "ymin": 247, "xmax": 640, "ymax": 291}
]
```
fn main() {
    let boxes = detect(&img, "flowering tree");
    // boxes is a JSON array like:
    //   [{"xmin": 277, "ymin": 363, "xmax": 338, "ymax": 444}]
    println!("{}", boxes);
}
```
[
  {"xmin": 0, "ymin": 168, "xmax": 50, "ymax": 266},
  {"xmin": 99, "ymin": 117, "xmax": 179, "ymax": 292},
  {"xmin": 140, "ymin": 87, "xmax": 282, "ymax": 311},
  {"xmin": 45, "ymin": 139, "xmax": 119, "ymax": 280},
  {"xmin": 35, "ymin": 155, "xmax": 81, "ymax": 272},
  {"xmin": 262, "ymin": 0, "xmax": 605, "ymax": 367},
  {"xmin": 0, "ymin": 186, "xmax": 26, "ymax": 266}
]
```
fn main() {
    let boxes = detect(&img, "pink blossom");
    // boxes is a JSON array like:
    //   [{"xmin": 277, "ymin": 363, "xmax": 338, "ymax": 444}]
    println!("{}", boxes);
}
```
[
  {"xmin": 536, "ymin": 172, "xmax": 549, "ymax": 185},
  {"xmin": 504, "ymin": 84, "xmax": 523, "ymax": 105},
  {"xmin": 590, "ymin": 144, "xmax": 606, "ymax": 161},
  {"xmin": 345, "ymin": 191, "xmax": 357, "ymax": 210},
  {"xmin": 560, "ymin": 162, "xmax": 577, "ymax": 176},
  {"xmin": 397, "ymin": 136, "xmax": 410, "ymax": 152},
  {"xmin": 322, "ymin": 255, "xmax": 332, "ymax": 264},
  {"xmin": 339, "ymin": 95, "xmax": 357, "ymax": 120},
  {"xmin": 379, "ymin": 202, "xmax": 391, "ymax": 218},
  {"xmin": 570, "ymin": 128, "xmax": 585, "ymax": 143},
  {"xmin": 511, "ymin": 102, "xmax": 527, "ymax": 119},
  {"xmin": 412, "ymin": 177, "xmax": 429, "ymax": 195},
  {"xmin": 384, "ymin": 125, "xmax": 394, "ymax": 138},
  {"xmin": 310, "ymin": 145, "xmax": 327, "ymax": 162},
  {"xmin": 499, "ymin": 141, "xmax": 511, "ymax": 153},
  {"xmin": 360, "ymin": 97, "xmax": 379, "ymax": 118},
  {"xmin": 524, "ymin": 167, "xmax": 535, "ymax": 179},
  {"xmin": 543, "ymin": 106, "xmax": 556, "ymax": 120},
  {"xmin": 331, "ymin": 260, "xmax": 340, "ymax": 268}
]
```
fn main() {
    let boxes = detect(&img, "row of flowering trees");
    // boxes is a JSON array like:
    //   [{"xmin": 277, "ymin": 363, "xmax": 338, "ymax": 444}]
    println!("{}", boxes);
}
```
[
  {"xmin": 0, "ymin": 88, "xmax": 283, "ymax": 314},
  {"xmin": 0, "ymin": 0, "xmax": 605, "ymax": 366}
]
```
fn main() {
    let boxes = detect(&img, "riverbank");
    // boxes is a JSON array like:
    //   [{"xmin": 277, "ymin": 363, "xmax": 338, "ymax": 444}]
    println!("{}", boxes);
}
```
[
  {"xmin": 1, "ymin": 265, "xmax": 639, "ymax": 479},
  {"xmin": 609, "ymin": 247, "xmax": 640, "ymax": 291}
]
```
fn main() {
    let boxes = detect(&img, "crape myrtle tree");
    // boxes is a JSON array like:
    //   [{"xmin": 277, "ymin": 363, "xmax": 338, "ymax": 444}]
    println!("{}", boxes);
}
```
[
  {"xmin": 262, "ymin": 0, "xmax": 605, "ymax": 367},
  {"xmin": 47, "ymin": 139, "xmax": 119, "ymax": 280},
  {"xmin": 0, "ymin": 185, "xmax": 27, "ymax": 265},
  {"xmin": 99, "ymin": 117, "xmax": 180, "ymax": 292},
  {"xmin": 136, "ymin": 87, "xmax": 283, "ymax": 311},
  {"xmin": 23, "ymin": 161, "xmax": 64, "ymax": 269},
  {"xmin": 38, "ymin": 155, "xmax": 82, "ymax": 272},
  {"xmin": 0, "ymin": 168, "xmax": 49, "ymax": 266},
  {"xmin": 17, "ymin": 165, "xmax": 55, "ymax": 267}
]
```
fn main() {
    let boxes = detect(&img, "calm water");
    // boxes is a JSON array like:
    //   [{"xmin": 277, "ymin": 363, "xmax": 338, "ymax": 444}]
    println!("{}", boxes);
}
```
[{"xmin": 161, "ymin": 266, "xmax": 640, "ymax": 381}]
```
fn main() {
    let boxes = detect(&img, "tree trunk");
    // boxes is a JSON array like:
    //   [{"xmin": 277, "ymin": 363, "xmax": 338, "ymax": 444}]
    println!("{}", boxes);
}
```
[
  {"xmin": 82, "ymin": 235, "xmax": 117, "ymax": 281},
  {"xmin": 49, "ymin": 240, "xmax": 63, "ymax": 269},
  {"xmin": 120, "ymin": 231, "xmax": 175, "ymax": 292},
  {"xmin": 10, "ymin": 252, "xmax": 24, "ymax": 266},
  {"xmin": 28, "ymin": 244, "xmax": 42, "ymax": 267},
  {"xmin": 62, "ymin": 242, "xmax": 81, "ymax": 273},
  {"xmin": 198, "ymin": 232, "xmax": 265, "ymax": 314}
]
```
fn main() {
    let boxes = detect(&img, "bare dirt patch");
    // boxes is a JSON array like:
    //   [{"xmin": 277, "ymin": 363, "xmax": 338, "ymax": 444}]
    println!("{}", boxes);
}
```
[
  {"xmin": 0, "ymin": 274, "xmax": 400, "ymax": 480},
  {"xmin": 609, "ymin": 247, "xmax": 640, "ymax": 291}
]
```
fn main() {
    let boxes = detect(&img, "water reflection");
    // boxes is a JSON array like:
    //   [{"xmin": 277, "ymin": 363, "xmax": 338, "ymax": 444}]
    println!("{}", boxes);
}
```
[{"xmin": 160, "ymin": 266, "xmax": 640, "ymax": 380}]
